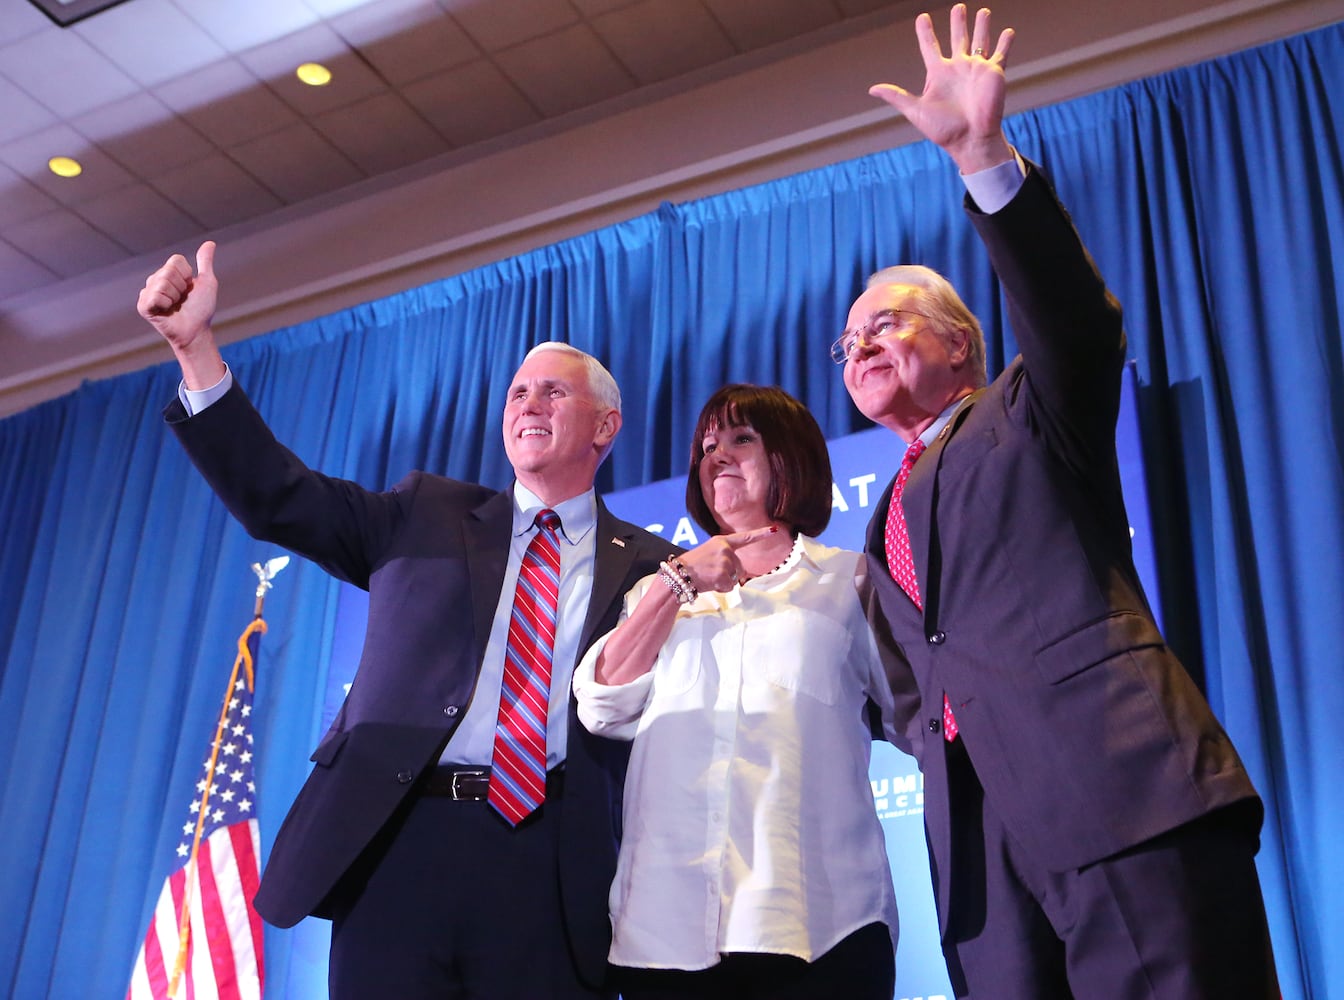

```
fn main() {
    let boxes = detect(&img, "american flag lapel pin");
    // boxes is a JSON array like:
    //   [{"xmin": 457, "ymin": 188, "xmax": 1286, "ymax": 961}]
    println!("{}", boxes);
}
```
[{"xmin": 611, "ymin": 537, "xmax": 626, "ymax": 547}]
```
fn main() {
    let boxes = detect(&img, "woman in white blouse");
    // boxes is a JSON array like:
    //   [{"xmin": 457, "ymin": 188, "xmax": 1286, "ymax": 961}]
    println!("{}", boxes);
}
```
[{"xmin": 573, "ymin": 384, "xmax": 903, "ymax": 999}]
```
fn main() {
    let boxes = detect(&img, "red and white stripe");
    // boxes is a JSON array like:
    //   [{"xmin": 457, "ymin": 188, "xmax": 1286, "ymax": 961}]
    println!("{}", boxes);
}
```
[{"xmin": 127, "ymin": 821, "xmax": 264, "ymax": 1000}]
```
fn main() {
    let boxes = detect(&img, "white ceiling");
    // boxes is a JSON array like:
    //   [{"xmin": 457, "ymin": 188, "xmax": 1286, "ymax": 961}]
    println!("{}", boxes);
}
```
[
  {"xmin": 0, "ymin": 0, "xmax": 901, "ymax": 302},
  {"xmin": 0, "ymin": 0, "xmax": 1338, "ymax": 416}
]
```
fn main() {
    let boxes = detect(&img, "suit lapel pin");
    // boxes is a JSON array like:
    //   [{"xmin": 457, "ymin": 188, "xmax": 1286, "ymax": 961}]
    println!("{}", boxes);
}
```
[{"xmin": 611, "ymin": 537, "xmax": 626, "ymax": 547}]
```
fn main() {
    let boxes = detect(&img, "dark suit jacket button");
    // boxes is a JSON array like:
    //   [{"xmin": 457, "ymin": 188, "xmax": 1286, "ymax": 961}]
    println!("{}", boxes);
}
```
[
  {"xmin": 927, "ymin": 631, "xmax": 946, "ymax": 645},
  {"xmin": 928, "ymin": 718, "xmax": 942, "ymax": 733},
  {"xmin": 396, "ymin": 769, "xmax": 414, "ymax": 784},
  {"xmin": 444, "ymin": 705, "xmax": 459, "ymax": 717}
]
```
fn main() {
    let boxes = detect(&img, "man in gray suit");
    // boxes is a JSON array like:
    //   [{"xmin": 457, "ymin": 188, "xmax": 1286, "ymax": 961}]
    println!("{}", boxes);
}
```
[
  {"xmin": 138, "ymin": 240, "xmax": 668, "ymax": 999},
  {"xmin": 847, "ymin": 6, "xmax": 1279, "ymax": 997}
]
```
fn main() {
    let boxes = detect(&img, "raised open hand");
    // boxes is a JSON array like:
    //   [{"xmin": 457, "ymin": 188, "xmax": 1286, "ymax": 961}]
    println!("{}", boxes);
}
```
[{"xmin": 869, "ymin": 4, "xmax": 1015, "ymax": 174}]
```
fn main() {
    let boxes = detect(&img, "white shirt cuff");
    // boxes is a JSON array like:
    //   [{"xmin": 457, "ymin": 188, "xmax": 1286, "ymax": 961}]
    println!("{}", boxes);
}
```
[
  {"xmin": 962, "ymin": 149, "xmax": 1027, "ymax": 215},
  {"xmin": 179, "ymin": 365, "xmax": 233, "ymax": 416}
]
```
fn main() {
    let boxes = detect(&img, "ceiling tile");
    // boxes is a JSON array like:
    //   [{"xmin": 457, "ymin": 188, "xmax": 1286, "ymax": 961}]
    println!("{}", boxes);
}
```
[
  {"xmin": 5, "ymin": 208, "xmax": 130, "ymax": 279},
  {"xmin": 238, "ymin": 23, "xmax": 388, "ymax": 116},
  {"xmin": 0, "ymin": 238, "xmax": 58, "ymax": 300},
  {"xmin": 74, "ymin": 0, "xmax": 228, "ymax": 88},
  {"xmin": 73, "ymin": 182, "xmax": 205, "ymax": 254},
  {"xmin": 835, "ymin": 0, "xmax": 910, "ymax": 13},
  {"xmin": 300, "ymin": 0, "xmax": 385, "ymax": 15},
  {"xmin": 0, "ymin": 2, "xmax": 50, "ymax": 46},
  {"xmin": 569, "ymin": 0, "xmax": 640, "ymax": 14},
  {"xmin": 332, "ymin": 0, "xmax": 479, "ymax": 85},
  {"xmin": 70, "ymin": 93, "xmax": 215, "ymax": 177},
  {"xmin": 226, "ymin": 121, "xmax": 366, "ymax": 203},
  {"xmin": 0, "ymin": 124, "xmax": 136, "ymax": 205},
  {"xmin": 494, "ymin": 23, "xmax": 637, "ymax": 117},
  {"xmin": 150, "ymin": 152, "xmax": 285, "ymax": 229},
  {"xmin": 311, "ymin": 93, "xmax": 451, "ymax": 173},
  {"xmin": 594, "ymin": 0, "xmax": 736, "ymax": 85},
  {"xmin": 0, "ymin": 76, "xmax": 59, "ymax": 145},
  {"xmin": 0, "ymin": 164, "xmax": 61, "ymax": 228},
  {"xmin": 154, "ymin": 58, "xmax": 300, "ymax": 147},
  {"xmin": 401, "ymin": 59, "xmax": 540, "ymax": 147},
  {"xmin": 446, "ymin": 0, "xmax": 579, "ymax": 52},
  {"xmin": 701, "ymin": 0, "xmax": 839, "ymax": 49},
  {"xmin": 171, "ymin": 0, "xmax": 321, "ymax": 51},
  {"xmin": 0, "ymin": 26, "xmax": 140, "ymax": 118}
]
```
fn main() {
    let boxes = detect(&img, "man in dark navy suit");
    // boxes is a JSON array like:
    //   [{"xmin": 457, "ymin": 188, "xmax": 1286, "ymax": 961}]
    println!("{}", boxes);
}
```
[
  {"xmin": 139, "ymin": 240, "xmax": 669, "ymax": 999},
  {"xmin": 848, "ymin": 6, "xmax": 1279, "ymax": 998}
]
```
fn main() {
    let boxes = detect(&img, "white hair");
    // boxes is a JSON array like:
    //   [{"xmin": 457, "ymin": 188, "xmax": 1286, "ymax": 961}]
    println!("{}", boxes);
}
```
[{"xmin": 523, "ymin": 342, "xmax": 622, "ymax": 412}]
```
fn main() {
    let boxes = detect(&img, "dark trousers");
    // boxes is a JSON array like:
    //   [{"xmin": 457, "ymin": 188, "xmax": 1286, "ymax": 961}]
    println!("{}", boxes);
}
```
[
  {"xmin": 612, "ymin": 921, "xmax": 894, "ymax": 1000},
  {"xmin": 327, "ymin": 775, "xmax": 611, "ymax": 1000},
  {"xmin": 940, "ymin": 737, "xmax": 1280, "ymax": 999}
]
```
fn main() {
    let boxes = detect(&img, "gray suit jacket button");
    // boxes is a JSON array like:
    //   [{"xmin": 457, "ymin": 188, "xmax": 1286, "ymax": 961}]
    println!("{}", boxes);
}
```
[
  {"xmin": 928, "ymin": 717, "xmax": 942, "ymax": 733},
  {"xmin": 444, "ymin": 705, "xmax": 459, "ymax": 717},
  {"xmin": 396, "ymin": 769, "xmax": 414, "ymax": 783},
  {"xmin": 927, "ymin": 630, "xmax": 946, "ymax": 645}
]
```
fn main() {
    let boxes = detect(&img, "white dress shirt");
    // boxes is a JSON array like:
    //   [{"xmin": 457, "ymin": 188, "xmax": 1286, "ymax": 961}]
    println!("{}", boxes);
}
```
[
  {"xmin": 440, "ymin": 483, "xmax": 598, "ymax": 768},
  {"xmin": 573, "ymin": 534, "xmax": 900, "ymax": 970}
]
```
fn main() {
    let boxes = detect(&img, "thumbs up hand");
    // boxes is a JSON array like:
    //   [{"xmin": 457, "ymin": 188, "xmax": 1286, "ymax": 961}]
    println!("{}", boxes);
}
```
[{"xmin": 137, "ymin": 241, "xmax": 226, "ymax": 390}]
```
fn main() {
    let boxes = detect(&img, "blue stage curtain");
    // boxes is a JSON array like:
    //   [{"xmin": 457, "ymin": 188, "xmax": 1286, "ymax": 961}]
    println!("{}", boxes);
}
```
[{"xmin": 1, "ymin": 21, "xmax": 1340, "ymax": 999}]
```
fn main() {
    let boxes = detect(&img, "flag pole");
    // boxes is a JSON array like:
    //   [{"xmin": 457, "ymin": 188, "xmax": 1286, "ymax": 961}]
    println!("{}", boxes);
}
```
[{"xmin": 165, "ymin": 557, "xmax": 288, "ymax": 999}]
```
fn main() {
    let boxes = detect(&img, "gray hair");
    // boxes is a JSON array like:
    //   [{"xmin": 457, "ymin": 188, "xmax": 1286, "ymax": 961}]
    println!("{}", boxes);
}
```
[
  {"xmin": 523, "ymin": 342, "xmax": 622, "ymax": 412},
  {"xmin": 866, "ymin": 265, "xmax": 987, "ymax": 388}
]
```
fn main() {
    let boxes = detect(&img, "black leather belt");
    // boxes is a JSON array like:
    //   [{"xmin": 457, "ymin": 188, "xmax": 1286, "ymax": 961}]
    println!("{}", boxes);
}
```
[{"xmin": 420, "ymin": 765, "xmax": 492, "ymax": 801}]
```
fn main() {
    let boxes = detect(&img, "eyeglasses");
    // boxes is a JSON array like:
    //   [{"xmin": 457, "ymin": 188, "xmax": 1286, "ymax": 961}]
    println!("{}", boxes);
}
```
[{"xmin": 829, "ymin": 309, "xmax": 930, "ymax": 364}]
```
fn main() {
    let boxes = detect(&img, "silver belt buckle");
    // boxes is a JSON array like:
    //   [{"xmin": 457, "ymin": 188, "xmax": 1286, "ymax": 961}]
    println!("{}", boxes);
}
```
[{"xmin": 450, "ymin": 768, "xmax": 488, "ymax": 801}]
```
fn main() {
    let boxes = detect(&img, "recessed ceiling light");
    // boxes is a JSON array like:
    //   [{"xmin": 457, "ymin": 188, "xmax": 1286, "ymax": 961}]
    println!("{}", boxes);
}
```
[
  {"xmin": 48, "ymin": 156, "xmax": 83, "ymax": 178},
  {"xmin": 26, "ymin": 0, "xmax": 133, "ymax": 28},
  {"xmin": 296, "ymin": 63, "xmax": 333, "ymax": 87}
]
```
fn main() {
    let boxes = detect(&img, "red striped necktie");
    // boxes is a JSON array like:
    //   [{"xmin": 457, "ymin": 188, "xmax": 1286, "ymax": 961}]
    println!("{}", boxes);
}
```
[
  {"xmin": 884, "ymin": 440, "xmax": 959, "ymax": 742},
  {"xmin": 489, "ymin": 509, "xmax": 563, "ymax": 825}
]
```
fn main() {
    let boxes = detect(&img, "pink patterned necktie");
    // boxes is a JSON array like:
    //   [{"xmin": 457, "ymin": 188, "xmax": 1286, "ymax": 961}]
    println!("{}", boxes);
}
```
[
  {"xmin": 489, "ymin": 509, "xmax": 563, "ymax": 825},
  {"xmin": 884, "ymin": 440, "xmax": 959, "ymax": 742}
]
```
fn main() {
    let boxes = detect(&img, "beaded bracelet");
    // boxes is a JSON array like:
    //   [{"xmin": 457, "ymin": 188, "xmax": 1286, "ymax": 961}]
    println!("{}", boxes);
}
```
[
  {"xmin": 657, "ymin": 559, "xmax": 697, "ymax": 605},
  {"xmin": 667, "ymin": 556, "xmax": 695, "ymax": 593},
  {"xmin": 655, "ymin": 565, "xmax": 686, "ymax": 603},
  {"xmin": 656, "ymin": 563, "xmax": 691, "ymax": 604}
]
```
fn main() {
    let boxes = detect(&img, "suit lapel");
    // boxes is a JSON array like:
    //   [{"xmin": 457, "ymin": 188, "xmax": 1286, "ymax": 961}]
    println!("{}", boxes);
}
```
[
  {"xmin": 904, "ymin": 389, "xmax": 985, "ymax": 602},
  {"xmin": 463, "ymin": 489, "xmax": 515, "ymax": 662},
  {"xmin": 866, "ymin": 474, "xmax": 896, "ymax": 563},
  {"xmin": 867, "ymin": 452, "xmax": 926, "ymax": 625},
  {"xmin": 580, "ymin": 499, "xmax": 649, "ymax": 652}
]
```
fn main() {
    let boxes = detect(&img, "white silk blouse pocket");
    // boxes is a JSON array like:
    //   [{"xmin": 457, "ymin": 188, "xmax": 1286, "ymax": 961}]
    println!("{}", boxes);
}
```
[{"xmin": 752, "ymin": 606, "xmax": 851, "ymax": 706}]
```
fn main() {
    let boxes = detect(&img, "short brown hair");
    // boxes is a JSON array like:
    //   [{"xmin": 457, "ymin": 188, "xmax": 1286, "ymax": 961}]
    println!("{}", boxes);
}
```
[{"xmin": 685, "ymin": 384, "xmax": 833, "ymax": 537}]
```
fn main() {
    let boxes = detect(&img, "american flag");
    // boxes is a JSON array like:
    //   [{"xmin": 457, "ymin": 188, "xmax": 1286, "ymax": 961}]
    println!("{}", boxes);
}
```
[{"xmin": 127, "ymin": 618, "xmax": 267, "ymax": 1000}]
